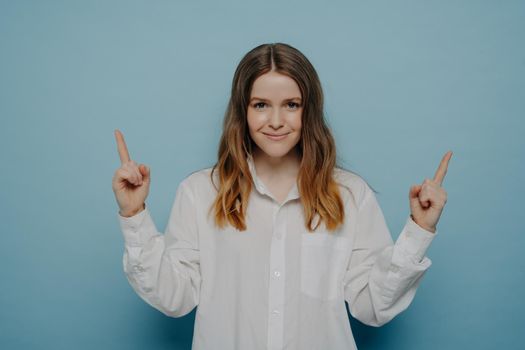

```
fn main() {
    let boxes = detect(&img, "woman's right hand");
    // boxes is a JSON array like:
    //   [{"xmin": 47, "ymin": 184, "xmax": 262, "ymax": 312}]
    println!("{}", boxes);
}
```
[{"xmin": 112, "ymin": 129, "xmax": 151, "ymax": 217}]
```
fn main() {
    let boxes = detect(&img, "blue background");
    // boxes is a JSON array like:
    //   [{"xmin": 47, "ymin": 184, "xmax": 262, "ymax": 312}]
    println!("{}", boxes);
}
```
[{"xmin": 1, "ymin": 0, "xmax": 524, "ymax": 349}]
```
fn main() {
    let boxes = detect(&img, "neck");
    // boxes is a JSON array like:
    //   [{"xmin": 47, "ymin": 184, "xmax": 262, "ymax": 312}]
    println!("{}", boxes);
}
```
[{"xmin": 252, "ymin": 147, "xmax": 301, "ymax": 178}]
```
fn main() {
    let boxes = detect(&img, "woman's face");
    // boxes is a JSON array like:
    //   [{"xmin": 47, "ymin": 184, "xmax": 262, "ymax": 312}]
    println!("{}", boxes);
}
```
[{"xmin": 247, "ymin": 71, "xmax": 303, "ymax": 160}]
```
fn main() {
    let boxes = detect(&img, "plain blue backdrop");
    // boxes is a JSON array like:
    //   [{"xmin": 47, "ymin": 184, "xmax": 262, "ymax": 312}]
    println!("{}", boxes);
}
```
[{"xmin": 1, "ymin": 0, "xmax": 524, "ymax": 349}]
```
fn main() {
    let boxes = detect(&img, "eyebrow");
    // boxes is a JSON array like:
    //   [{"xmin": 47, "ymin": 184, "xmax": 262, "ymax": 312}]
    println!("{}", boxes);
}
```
[{"xmin": 249, "ymin": 97, "xmax": 302, "ymax": 102}]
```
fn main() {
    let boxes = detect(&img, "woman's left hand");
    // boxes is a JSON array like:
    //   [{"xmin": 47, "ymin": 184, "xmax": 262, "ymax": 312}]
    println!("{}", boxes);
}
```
[{"xmin": 409, "ymin": 151, "xmax": 453, "ymax": 233}]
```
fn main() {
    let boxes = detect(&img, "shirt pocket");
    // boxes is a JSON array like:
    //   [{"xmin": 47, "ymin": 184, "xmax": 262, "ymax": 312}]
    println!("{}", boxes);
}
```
[{"xmin": 300, "ymin": 233, "xmax": 352, "ymax": 301}]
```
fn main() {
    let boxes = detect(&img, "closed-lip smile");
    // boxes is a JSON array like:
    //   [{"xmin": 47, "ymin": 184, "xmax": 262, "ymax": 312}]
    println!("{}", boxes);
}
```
[{"xmin": 263, "ymin": 132, "xmax": 289, "ymax": 136}]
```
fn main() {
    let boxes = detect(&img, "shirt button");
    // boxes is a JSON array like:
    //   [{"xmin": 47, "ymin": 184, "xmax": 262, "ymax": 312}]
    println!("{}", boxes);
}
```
[{"xmin": 274, "ymin": 270, "xmax": 281, "ymax": 277}]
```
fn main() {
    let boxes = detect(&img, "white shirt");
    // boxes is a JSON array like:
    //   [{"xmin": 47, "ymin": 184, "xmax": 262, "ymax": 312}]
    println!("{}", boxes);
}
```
[{"xmin": 118, "ymin": 153, "xmax": 437, "ymax": 350}]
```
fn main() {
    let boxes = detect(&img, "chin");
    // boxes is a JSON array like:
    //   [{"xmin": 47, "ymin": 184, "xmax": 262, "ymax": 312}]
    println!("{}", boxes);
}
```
[
  {"xmin": 254, "ymin": 141, "xmax": 299, "ymax": 159},
  {"xmin": 250, "ymin": 131, "xmax": 301, "ymax": 158}
]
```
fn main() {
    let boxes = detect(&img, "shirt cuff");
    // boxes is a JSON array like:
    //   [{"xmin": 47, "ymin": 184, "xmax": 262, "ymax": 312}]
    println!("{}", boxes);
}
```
[
  {"xmin": 117, "ymin": 205, "xmax": 159, "ymax": 246},
  {"xmin": 395, "ymin": 215, "xmax": 438, "ymax": 263}
]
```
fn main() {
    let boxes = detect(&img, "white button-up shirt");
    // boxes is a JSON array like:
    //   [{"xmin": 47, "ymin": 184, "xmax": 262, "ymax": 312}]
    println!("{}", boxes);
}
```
[{"xmin": 118, "ymin": 154, "xmax": 437, "ymax": 350}]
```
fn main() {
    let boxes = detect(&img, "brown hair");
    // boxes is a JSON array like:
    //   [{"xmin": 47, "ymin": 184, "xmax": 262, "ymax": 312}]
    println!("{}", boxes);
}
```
[{"xmin": 209, "ymin": 42, "xmax": 369, "ymax": 233}]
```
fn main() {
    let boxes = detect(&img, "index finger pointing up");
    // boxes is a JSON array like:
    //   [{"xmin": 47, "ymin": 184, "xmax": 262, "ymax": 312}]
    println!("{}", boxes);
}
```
[
  {"xmin": 433, "ymin": 150, "xmax": 453, "ymax": 186},
  {"xmin": 114, "ymin": 129, "xmax": 131, "ymax": 164}
]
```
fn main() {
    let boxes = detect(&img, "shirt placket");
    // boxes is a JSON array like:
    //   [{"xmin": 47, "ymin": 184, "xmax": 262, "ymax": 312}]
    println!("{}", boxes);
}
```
[
  {"xmin": 247, "ymin": 153, "xmax": 299, "ymax": 350},
  {"xmin": 267, "ymin": 202, "xmax": 286, "ymax": 350}
]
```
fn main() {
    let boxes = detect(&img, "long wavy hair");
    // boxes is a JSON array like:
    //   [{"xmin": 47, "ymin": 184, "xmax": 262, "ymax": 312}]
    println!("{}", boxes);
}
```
[{"xmin": 209, "ymin": 42, "xmax": 373, "ymax": 233}]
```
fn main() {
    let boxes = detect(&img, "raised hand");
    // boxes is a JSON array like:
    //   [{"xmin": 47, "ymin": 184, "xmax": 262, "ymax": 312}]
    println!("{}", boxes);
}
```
[
  {"xmin": 112, "ymin": 129, "xmax": 151, "ymax": 217},
  {"xmin": 409, "ymin": 151, "xmax": 452, "ymax": 233}
]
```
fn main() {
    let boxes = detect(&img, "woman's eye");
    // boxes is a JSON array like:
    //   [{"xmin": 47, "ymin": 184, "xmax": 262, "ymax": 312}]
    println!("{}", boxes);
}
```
[{"xmin": 253, "ymin": 102, "xmax": 300, "ymax": 110}]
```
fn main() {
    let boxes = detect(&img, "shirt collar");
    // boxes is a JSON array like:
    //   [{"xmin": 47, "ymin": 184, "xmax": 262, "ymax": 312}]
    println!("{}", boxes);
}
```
[{"xmin": 246, "ymin": 153, "xmax": 300, "ymax": 203}]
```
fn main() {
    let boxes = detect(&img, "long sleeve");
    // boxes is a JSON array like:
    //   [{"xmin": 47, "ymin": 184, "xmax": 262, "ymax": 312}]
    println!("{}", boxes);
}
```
[
  {"xmin": 117, "ymin": 180, "xmax": 201, "ymax": 317},
  {"xmin": 343, "ymin": 185, "xmax": 437, "ymax": 327}
]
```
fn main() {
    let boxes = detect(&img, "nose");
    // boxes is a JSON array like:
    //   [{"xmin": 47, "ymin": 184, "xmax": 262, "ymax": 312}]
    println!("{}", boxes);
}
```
[{"xmin": 269, "ymin": 108, "xmax": 284, "ymax": 129}]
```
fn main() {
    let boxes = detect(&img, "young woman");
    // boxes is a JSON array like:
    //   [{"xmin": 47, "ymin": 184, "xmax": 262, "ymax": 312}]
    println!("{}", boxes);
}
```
[{"xmin": 112, "ymin": 42, "xmax": 452, "ymax": 350}]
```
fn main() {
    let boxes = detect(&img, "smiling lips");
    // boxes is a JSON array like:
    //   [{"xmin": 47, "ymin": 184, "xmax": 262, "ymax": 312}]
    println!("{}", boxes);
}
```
[{"xmin": 263, "ymin": 132, "xmax": 289, "ymax": 141}]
